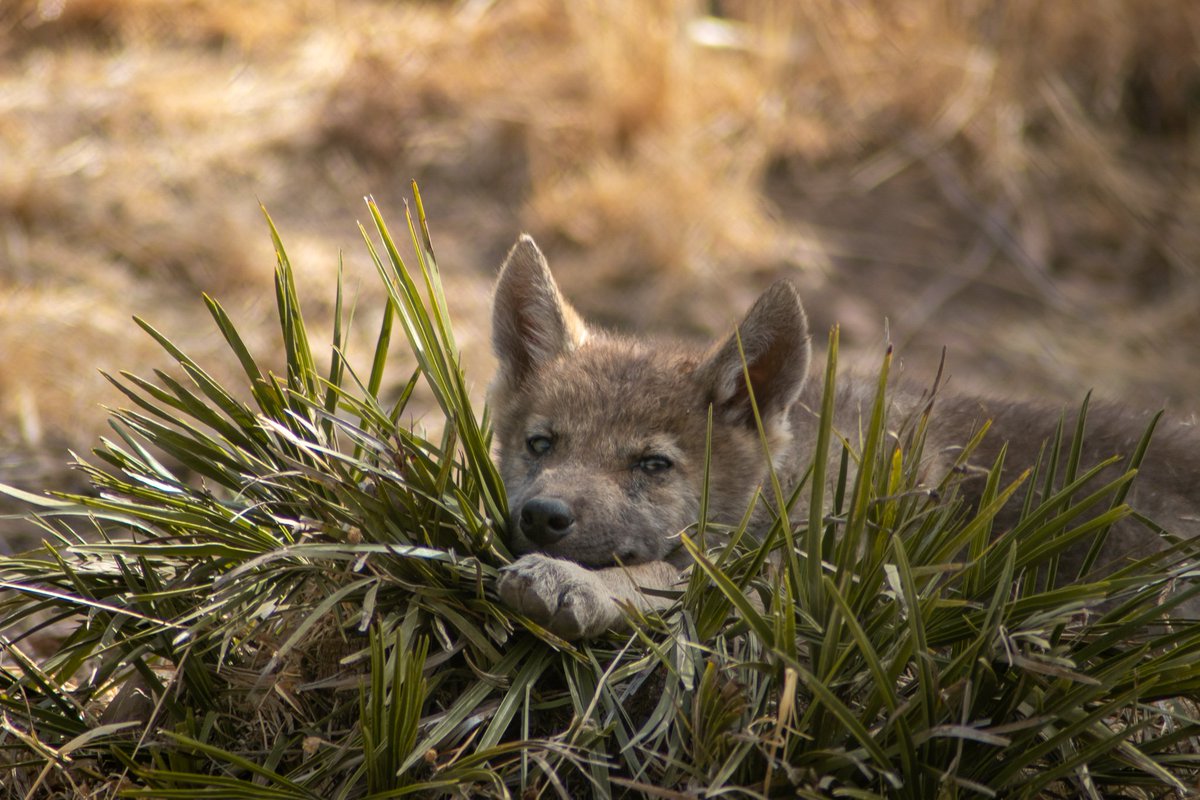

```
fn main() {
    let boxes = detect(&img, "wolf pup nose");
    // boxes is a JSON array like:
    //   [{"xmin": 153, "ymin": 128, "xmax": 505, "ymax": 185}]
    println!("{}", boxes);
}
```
[{"xmin": 518, "ymin": 497, "xmax": 575, "ymax": 545}]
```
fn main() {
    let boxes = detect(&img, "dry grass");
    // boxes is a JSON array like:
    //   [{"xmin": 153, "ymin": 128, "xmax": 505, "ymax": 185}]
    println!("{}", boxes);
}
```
[{"xmin": 1, "ymin": 0, "xmax": 1198, "ymax": 543}]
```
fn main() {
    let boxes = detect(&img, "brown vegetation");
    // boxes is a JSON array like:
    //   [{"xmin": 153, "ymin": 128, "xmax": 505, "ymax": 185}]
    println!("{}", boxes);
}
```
[{"xmin": 2, "ymin": 0, "xmax": 1198, "ymax": 544}]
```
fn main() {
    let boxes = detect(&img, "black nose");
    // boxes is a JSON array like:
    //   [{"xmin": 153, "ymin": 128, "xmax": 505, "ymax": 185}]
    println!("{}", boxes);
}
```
[{"xmin": 519, "ymin": 497, "xmax": 575, "ymax": 545}]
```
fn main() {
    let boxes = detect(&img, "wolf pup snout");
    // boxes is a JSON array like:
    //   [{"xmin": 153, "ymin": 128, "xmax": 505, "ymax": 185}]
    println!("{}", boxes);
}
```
[{"xmin": 518, "ymin": 497, "xmax": 575, "ymax": 545}]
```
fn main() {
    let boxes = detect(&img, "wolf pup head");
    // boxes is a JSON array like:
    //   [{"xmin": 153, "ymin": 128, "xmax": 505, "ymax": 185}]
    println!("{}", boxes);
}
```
[{"xmin": 489, "ymin": 236, "xmax": 811, "ymax": 568}]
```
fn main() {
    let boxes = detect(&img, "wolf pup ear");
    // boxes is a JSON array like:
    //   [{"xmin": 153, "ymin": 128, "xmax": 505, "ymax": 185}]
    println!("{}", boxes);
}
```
[
  {"xmin": 701, "ymin": 280, "xmax": 811, "ymax": 429},
  {"xmin": 492, "ymin": 235, "xmax": 589, "ymax": 389}
]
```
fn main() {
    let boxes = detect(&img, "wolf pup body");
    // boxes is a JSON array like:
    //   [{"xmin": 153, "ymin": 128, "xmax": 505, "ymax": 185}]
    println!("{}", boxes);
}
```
[{"xmin": 491, "ymin": 235, "xmax": 1200, "ymax": 639}]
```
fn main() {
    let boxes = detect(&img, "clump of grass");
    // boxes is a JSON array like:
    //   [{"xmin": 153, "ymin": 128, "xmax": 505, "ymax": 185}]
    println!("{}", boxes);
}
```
[{"xmin": 2, "ymin": 189, "xmax": 1199, "ymax": 798}]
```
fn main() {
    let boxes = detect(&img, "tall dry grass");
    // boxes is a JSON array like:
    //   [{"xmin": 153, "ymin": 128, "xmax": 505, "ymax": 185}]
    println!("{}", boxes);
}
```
[{"xmin": 1, "ymin": 0, "xmax": 1198, "ymax": 541}]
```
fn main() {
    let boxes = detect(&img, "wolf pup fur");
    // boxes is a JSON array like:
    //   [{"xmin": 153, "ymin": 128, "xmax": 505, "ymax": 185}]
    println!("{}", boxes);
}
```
[{"xmin": 490, "ymin": 235, "xmax": 1200, "ymax": 639}]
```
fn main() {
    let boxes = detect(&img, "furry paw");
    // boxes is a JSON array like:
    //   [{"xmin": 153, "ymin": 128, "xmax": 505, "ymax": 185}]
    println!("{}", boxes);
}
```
[{"xmin": 496, "ymin": 554, "xmax": 620, "ymax": 639}]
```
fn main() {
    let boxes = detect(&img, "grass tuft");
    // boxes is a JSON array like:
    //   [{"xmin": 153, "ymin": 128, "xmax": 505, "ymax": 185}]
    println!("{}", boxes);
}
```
[{"xmin": 1, "ymin": 190, "xmax": 1199, "ymax": 797}]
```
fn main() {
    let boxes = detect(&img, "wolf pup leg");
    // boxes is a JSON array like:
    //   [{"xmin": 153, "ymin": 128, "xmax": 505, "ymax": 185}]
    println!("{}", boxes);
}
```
[{"xmin": 497, "ymin": 555, "xmax": 679, "ymax": 638}]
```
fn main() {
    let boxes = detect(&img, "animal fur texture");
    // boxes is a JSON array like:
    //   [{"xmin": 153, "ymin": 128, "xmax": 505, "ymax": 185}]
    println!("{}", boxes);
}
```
[{"xmin": 490, "ymin": 235, "xmax": 1200, "ymax": 638}]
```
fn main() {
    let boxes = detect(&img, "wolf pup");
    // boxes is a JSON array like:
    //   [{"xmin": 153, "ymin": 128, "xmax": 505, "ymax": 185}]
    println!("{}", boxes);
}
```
[{"xmin": 490, "ymin": 235, "xmax": 1200, "ymax": 639}]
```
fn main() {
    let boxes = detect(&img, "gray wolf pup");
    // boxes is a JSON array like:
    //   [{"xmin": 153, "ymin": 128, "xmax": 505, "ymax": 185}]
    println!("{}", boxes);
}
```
[{"xmin": 491, "ymin": 235, "xmax": 1200, "ymax": 638}]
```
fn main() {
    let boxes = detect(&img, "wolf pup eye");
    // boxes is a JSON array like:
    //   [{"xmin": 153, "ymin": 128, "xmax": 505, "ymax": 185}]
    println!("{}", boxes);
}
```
[
  {"xmin": 637, "ymin": 454, "xmax": 674, "ymax": 474},
  {"xmin": 526, "ymin": 434, "xmax": 554, "ymax": 456}
]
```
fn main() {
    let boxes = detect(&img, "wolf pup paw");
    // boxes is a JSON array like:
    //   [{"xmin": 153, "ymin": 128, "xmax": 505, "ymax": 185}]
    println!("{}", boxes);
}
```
[{"xmin": 497, "ymin": 554, "xmax": 620, "ymax": 639}]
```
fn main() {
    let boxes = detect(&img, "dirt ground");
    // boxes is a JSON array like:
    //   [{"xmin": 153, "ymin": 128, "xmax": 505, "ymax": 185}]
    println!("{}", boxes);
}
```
[{"xmin": 1, "ymin": 1, "xmax": 1198, "ymax": 548}]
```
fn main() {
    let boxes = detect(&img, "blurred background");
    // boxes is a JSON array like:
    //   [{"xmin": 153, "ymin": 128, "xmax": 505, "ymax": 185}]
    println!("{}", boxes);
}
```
[{"xmin": 1, "ymin": 0, "xmax": 1198, "ymax": 545}]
